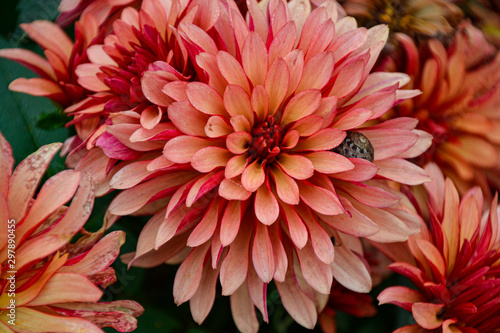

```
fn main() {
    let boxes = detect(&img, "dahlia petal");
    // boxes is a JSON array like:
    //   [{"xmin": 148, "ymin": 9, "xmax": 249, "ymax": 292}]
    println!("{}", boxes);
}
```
[
  {"xmin": 252, "ymin": 223, "xmax": 275, "ymax": 282},
  {"xmin": 360, "ymin": 129, "xmax": 418, "ymax": 160},
  {"xmin": 300, "ymin": 210, "xmax": 336, "ymax": 264},
  {"xmin": 76, "ymin": 64, "xmax": 110, "ymax": 92},
  {"xmin": 336, "ymin": 182, "xmax": 399, "ymax": 208},
  {"xmin": 330, "ymin": 27, "xmax": 367, "ymax": 62},
  {"xmin": 59, "ymin": 231, "xmax": 125, "ymax": 275},
  {"xmin": 241, "ymin": 160, "xmax": 265, "ymax": 192},
  {"xmin": 0, "ymin": 48, "xmax": 56, "ymax": 80},
  {"xmin": 190, "ymin": 263, "xmax": 220, "ymax": 324},
  {"xmin": 221, "ymin": 221, "xmax": 252, "ymax": 295},
  {"xmin": 211, "ymin": 224, "xmax": 223, "ymax": 269},
  {"xmin": 224, "ymin": 84, "xmax": 254, "ymax": 122},
  {"xmin": 11, "ymin": 307, "xmax": 102, "ymax": 333},
  {"xmin": 155, "ymin": 205, "xmax": 194, "ymax": 249},
  {"xmin": 173, "ymin": 242, "xmax": 211, "ymax": 304},
  {"xmin": 225, "ymin": 154, "xmax": 248, "ymax": 179},
  {"xmin": 108, "ymin": 172, "xmax": 195, "ymax": 215},
  {"xmin": 186, "ymin": 171, "xmax": 225, "ymax": 207},
  {"xmin": 306, "ymin": 151, "xmax": 354, "ymax": 174},
  {"xmin": 196, "ymin": 52, "xmax": 228, "ymax": 96},
  {"xmin": 164, "ymin": 136, "xmax": 219, "ymax": 164},
  {"xmin": 352, "ymin": 201, "xmax": 411, "ymax": 243},
  {"xmin": 110, "ymin": 161, "xmax": 153, "ymax": 190},
  {"xmin": 255, "ymin": 184, "xmax": 280, "ymax": 225},
  {"xmin": 162, "ymin": 80, "xmax": 189, "ymax": 102},
  {"xmin": 283, "ymin": 50, "xmax": 305, "ymax": 99},
  {"xmin": 247, "ymin": 266, "xmax": 268, "ymax": 321},
  {"xmin": 331, "ymin": 238, "xmax": 372, "ymax": 293},
  {"xmin": 296, "ymin": 51, "xmax": 334, "ymax": 93},
  {"xmin": 270, "ymin": 165, "xmax": 300, "ymax": 205},
  {"xmin": 275, "ymin": 271, "xmax": 317, "ymax": 329},
  {"xmin": 398, "ymin": 130, "xmax": 433, "ymax": 159},
  {"xmin": 217, "ymin": 51, "xmax": 251, "ymax": 94},
  {"xmin": 220, "ymin": 200, "xmax": 243, "ymax": 246},
  {"xmin": 16, "ymin": 170, "xmax": 79, "ymax": 242},
  {"xmin": 351, "ymin": 72, "xmax": 411, "ymax": 104},
  {"xmin": 415, "ymin": 239, "xmax": 446, "ymax": 277},
  {"xmin": 141, "ymin": 71, "xmax": 174, "ymax": 107},
  {"xmin": 246, "ymin": 0, "xmax": 269, "ymax": 43},
  {"xmin": 293, "ymin": 128, "xmax": 346, "ymax": 151},
  {"xmin": 296, "ymin": 241, "xmax": 333, "ymax": 294},
  {"xmin": 412, "ymin": 302, "xmax": 445, "ymax": 329},
  {"xmin": 139, "ymin": 105, "xmax": 162, "ymax": 130},
  {"xmin": 268, "ymin": 21, "xmax": 297, "ymax": 66},
  {"xmin": 332, "ymin": 158, "xmax": 378, "ymax": 181},
  {"xmin": 180, "ymin": 23, "xmax": 218, "ymax": 54},
  {"xmin": 276, "ymin": 153, "xmax": 314, "ymax": 180},
  {"xmin": 230, "ymin": 114, "xmax": 252, "ymax": 132},
  {"xmin": 205, "ymin": 116, "xmax": 233, "ymax": 138},
  {"xmin": 21, "ymin": 21, "xmax": 73, "ymax": 64},
  {"xmin": 281, "ymin": 203, "xmax": 308, "ymax": 249},
  {"xmin": 187, "ymin": 82, "xmax": 227, "ymax": 116},
  {"xmin": 129, "ymin": 209, "xmax": 165, "ymax": 266},
  {"xmin": 330, "ymin": 59, "xmax": 365, "ymax": 100},
  {"xmin": 26, "ymin": 273, "xmax": 102, "ymax": 306},
  {"xmin": 333, "ymin": 108, "xmax": 374, "ymax": 130},
  {"xmin": 319, "ymin": 198, "xmax": 379, "ymax": 237},
  {"xmin": 192, "ymin": 147, "xmax": 232, "ymax": 173},
  {"xmin": 288, "ymin": 115, "xmax": 324, "ymax": 136},
  {"xmin": 187, "ymin": 197, "xmax": 221, "ymax": 247},
  {"xmin": 0, "ymin": 194, "xmax": 8, "ymax": 249},
  {"xmin": 169, "ymin": 99, "xmax": 212, "ymax": 136},
  {"xmin": 297, "ymin": 181, "xmax": 344, "ymax": 216},
  {"xmin": 219, "ymin": 178, "xmax": 252, "ymax": 201},
  {"xmin": 375, "ymin": 158, "xmax": 431, "ymax": 185},
  {"xmin": 250, "ymin": 85, "xmax": 269, "ymax": 122},
  {"xmin": 281, "ymin": 130, "xmax": 300, "ymax": 149},
  {"xmin": 0, "ymin": 133, "xmax": 13, "ymax": 196},
  {"xmin": 265, "ymin": 58, "xmax": 290, "ymax": 115},
  {"xmin": 444, "ymin": 136, "xmax": 498, "ymax": 168},
  {"xmin": 230, "ymin": 283, "xmax": 259, "ymax": 333},
  {"xmin": 378, "ymin": 286, "xmax": 426, "ymax": 312},
  {"xmin": 242, "ymin": 32, "xmax": 268, "ymax": 87},
  {"xmin": 281, "ymin": 89, "xmax": 322, "ymax": 125},
  {"xmin": 269, "ymin": 224, "xmax": 288, "ymax": 282},
  {"xmin": 9, "ymin": 77, "xmax": 69, "ymax": 105}
]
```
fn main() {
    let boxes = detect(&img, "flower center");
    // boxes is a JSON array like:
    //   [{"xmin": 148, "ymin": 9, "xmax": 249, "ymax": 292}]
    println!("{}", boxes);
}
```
[{"xmin": 248, "ymin": 116, "xmax": 284, "ymax": 164}]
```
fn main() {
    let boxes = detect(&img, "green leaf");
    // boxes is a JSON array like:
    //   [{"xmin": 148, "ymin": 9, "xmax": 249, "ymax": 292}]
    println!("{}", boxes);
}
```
[{"xmin": 0, "ymin": 36, "xmax": 70, "ymax": 174}]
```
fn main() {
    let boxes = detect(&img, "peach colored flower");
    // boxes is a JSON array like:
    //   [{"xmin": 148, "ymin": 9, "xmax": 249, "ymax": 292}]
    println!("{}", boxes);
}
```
[
  {"xmin": 110, "ymin": 1, "xmax": 429, "ymax": 331},
  {"xmin": 378, "ymin": 163, "xmax": 500, "ymax": 333},
  {"xmin": 338, "ymin": 0, "xmax": 463, "ymax": 42},
  {"xmin": 380, "ymin": 22, "xmax": 500, "ymax": 198},
  {"xmin": 0, "ymin": 132, "xmax": 143, "ymax": 332},
  {"xmin": 57, "ymin": 0, "xmax": 139, "ymax": 27}
]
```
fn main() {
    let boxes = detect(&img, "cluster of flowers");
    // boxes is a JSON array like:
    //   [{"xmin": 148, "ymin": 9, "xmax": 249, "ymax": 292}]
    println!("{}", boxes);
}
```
[{"xmin": 1, "ymin": 0, "xmax": 500, "ymax": 332}]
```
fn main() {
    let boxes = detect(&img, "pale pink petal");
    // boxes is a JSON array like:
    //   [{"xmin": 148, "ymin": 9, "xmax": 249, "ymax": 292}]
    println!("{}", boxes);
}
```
[
  {"xmin": 219, "ymin": 178, "xmax": 252, "ymax": 201},
  {"xmin": 296, "ymin": 241, "xmax": 333, "ymax": 294},
  {"xmin": 192, "ymin": 147, "xmax": 232, "ymax": 173},
  {"xmin": 276, "ymin": 153, "xmax": 314, "ymax": 180},
  {"xmin": 217, "ymin": 51, "xmax": 251, "ymax": 94},
  {"xmin": 281, "ymin": 89, "xmax": 322, "ymax": 125},
  {"xmin": 168, "ymin": 100, "xmax": 210, "ymax": 137},
  {"xmin": 164, "ymin": 136, "xmax": 221, "ymax": 164},
  {"xmin": 187, "ymin": 82, "xmax": 227, "ymax": 116},
  {"xmin": 306, "ymin": 151, "xmax": 354, "ymax": 174},
  {"xmin": 335, "ymin": 181, "xmax": 399, "ymax": 208},
  {"xmin": 281, "ymin": 203, "xmax": 308, "ymax": 249},
  {"xmin": 224, "ymin": 85, "xmax": 254, "ymax": 122},
  {"xmin": 190, "ymin": 263, "xmax": 220, "ymax": 324},
  {"xmin": 331, "ymin": 238, "xmax": 372, "ymax": 293},
  {"xmin": 230, "ymin": 283, "xmax": 259, "ymax": 333},
  {"xmin": 293, "ymin": 128, "xmax": 345, "ymax": 151},
  {"xmin": 14, "ymin": 307, "xmax": 102, "ymax": 333},
  {"xmin": 242, "ymin": 32, "xmax": 268, "ymax": 87},
  {"xmin": 187, "ymin": 197, "xmax": 221, "ymax": 247},
  {"xmin": 332, "ymin": 158, "xmax": 378, "ymax": 181},
  {"xmin": 288, "ymin": 115, "xmax": 324, "ymax": 136},
  {"xmin": 270, "ymin": 165, "xmax": 300, "ymax": 205},
  {"xmin": 205, "ymin": 116, "xmax": 233, "ymax": 138},
  {"xmin": 241, "ymin": 160, "xmax": 266, "ymax": 192},
  {"xmin": 333, "ymin": 108, "xmax": 373, "ymax": 130},
  {"xmin": 265, "ymin": 58, "xmax": 290, "ymax": 115},
  {"xmin": 296, "ymin": 51, "xmax": 334, "ymax": 93},
  {"xmin": 377, "ymin": 286, "xmax": 426, "ymax": 311},
  {"xmin": 220, "ymin": 200, "xmax": 243, "ymax": 246},
  {"xmin": 255, "ymin": 184, "xmax": 280, "ymax": 225},
  {"xmin": 226, "ymin": 131, "xmax": 252, "ymax": 154},
  {"xmin": 252, "ymin": 223, "xmax": 275, "ymax": 282},
  {"xmin": 298, "ymin": 206, "xmax": 336, "ymax": 264},
  {"xmin": 375, "ymin": 158, "xmax": 431, "ymax": 185},
  {"xmin": 297, "ymin": 181, "xmax": 344, "ymax": 216}
]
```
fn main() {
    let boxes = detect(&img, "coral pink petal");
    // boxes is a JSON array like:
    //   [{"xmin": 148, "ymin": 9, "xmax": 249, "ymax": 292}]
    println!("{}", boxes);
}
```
[
  {"xmin": 288, "ymin": 115, "xmax": 324, "ymax": 136},
  {"xmin": 334, "ymin": 108, "xmax": 373, "ymax": 130},
  {"xmin": 265, "ymin": 58, "xmax": 290, "ymax": 115},
  {"xmin": 296, "ymin": 241, "xmax": 333, "ymax": 294},
  {"xmin": 306, "ymin": 151, "xmax": 354, "ymax": 174},
  {"xmin": 190, "ymin": 263, "xmax": 220, "ymax": 324},
  {"xmin": 252, "ymin": 223, "xmax": 275, "ymax": 282},
  {"xmin": 8, "ymin": 143, "xmax": 62, "ymax": 223},
  {"xmin": 332, "ymin": 158, "xmax": 378, "ymax": 182},
  {"xmin": 219, "ymin": 178, "xmax": 252, "ymax": 201},
  {"xmin": 270, "ymin": 165, "xmax": 300, "ymax": 205},
  {"xmin": 10, "ymin": 78, "xmax": 68, "ymax": 105},
  {"xmin": 220, "ymin": 200, "xmax": 243, "ymax": 246},
  {"xmin": 300, "ymin": 208, "xmax": 336, "ymax": 264},
  {"xmin": 205, "ymin": 116, "xmax": 233, "ymax": 138},
  {"xmin": 242, "ymin": 32, "xmax": 268, "ymax": 87},
  {"xmin": 225, "ymin": 154, "xmax": 248, "ymax": 179},
  {"xmin": 164, "ymin": 136, "xmax": 219, "ymax": 164},
  {"xmin": 375, "ymin": 158, "xmax": 431, "ymax": 185},
  {"xmin": 247, "ymin": 267, "xmax": 268, "ymax": 321},
  {"xmin": 0, "ymin": 48, "xmax": 55, "ymax": 80},
  {"xmin": 192, "ymin": 147, "xmax": 232, "ymax": 173},
  {"xmin": 336, "ymin": 182, "xmax": 399, "ymax": 208},
  {"xmin": 14, "ymin": 308, "xmax": 102, "ymax": 333},
  {"xmin": 281, "ymin": 89, "xmax": 322, "ymax": 125},
  {"xmin": 255, "ymin": 184, "xmax": 280, "ymax": 225},
  {"xmin": 139, "ymin": 105, "xmax": 162, "ymax": 130},
  {"xmin": 330, "ymin": 59, "xmax": 365, "ymax": 99},
  {"xmin": 174, "ymin": 243, "xmax": 211, "ymax": 304},
  {"xmin": 217, "ymin": 51, "xmax": 251, "ymax": 94},
  {"xmin": 293, "ymin": 128, "xmax": 345, "ymax": 151},
  {"xmin": 226, "ymin": 131, "xmax": 252, "ymax": 154},
  {"xmin": 361, "ymin": 129, "xmax": 418, "ymax": 160},
  {"xmin": 187, "ymin": 197, "xmax": 221, "ymax": 247},
  {"xmin": 276, "ymin": 153, "xmax": 314, "ymax": 180},
  {"xmin": 187, "ymin": 82, "xmax": 227, "ymax": 116},
  {"xmin": 141, "ymin": 71, "xmax": 174, "ymax": 107},
  {"xmin": 21, "ymin": 21, "xmax": 73, "ymax": 63},
  {"xmin": 296, "ymin": 52, "xmax": 334, "ymax": 93},
  {"xmin": 331, "ymin": 240, "xmax": 372, "ymax": 293},
  {"xmin": 378, "ymin": 286, "xmax": 426, "ymax": 311},
  {"xmin": 241, "ymin": 160, "xmax": 266, "ymax": 192},
  {"xmin": 281, "ymin": 203, "xmax": 308, "ymax": 249},
  {"xmin": 224, "ymin": 85, "xmax": 254, "ymax": 122},
  {"xmin": 168, "ymin": 100, "xmax": 210, "ymax": 137},
  {"xmin": 109, "ymin": 160, "xmax": 153, "ymax": 190},
  {"xmin": 251, "ymin": 85, "xmax": 269, "ymax": 122},
  {"xmin": 297, "ymin": 181, "xmax": 344, "ymax": 216},
  {"xmin": 412, "ymin": 303, "xmax": 445, "ymax": 329},
  {"xmin": 230, "ymin": 283, "xmax": 259, "ymax": 333}
]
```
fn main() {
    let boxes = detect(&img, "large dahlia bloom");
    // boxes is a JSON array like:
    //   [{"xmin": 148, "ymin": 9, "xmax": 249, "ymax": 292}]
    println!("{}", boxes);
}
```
[
  {"xmin": 378, "ymin": 163, "xmax": 500, "ymax": 332},
  {"xmin": 57, "ymin": 0, "xmax": 139, "ymax": 27},
  {"xmin": 110, "ymin": 1, "xmax": 429, "ymax": 331},
  {"xmin": 0, "ymin": 132, "xmax": 143, "ymax": 332},
  {"xmin": 381, "ymin": 22, "xmax": 500, "ymax": 196}
]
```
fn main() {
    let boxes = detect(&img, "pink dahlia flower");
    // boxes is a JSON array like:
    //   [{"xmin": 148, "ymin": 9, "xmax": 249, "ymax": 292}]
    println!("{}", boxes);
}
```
[
  {"xmin": 378, "ymin": 163, "xmax": 500, "ymax": 332},
  {"xmin": 109, "ymin": 0, "xmax": 429, "ymax": 331},
  {"xmin": 57, "ymin": 0, "xmax": 139, "ymax": 27},
  {"xmin": 380, "ymin": 22, "xmax": 500, "ymax": 197},
  {"xmin": 0, "ymin": 132, "xmax": 143, "ymax": 332}
]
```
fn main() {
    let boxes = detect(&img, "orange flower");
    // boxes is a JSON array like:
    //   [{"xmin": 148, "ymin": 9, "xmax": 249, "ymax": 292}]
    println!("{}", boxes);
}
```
[
  {"xmin": 378, "ymin": 163, "xmax": 500, "ymax": 332},
  {"xmin": 109, "ymin": 1, "xmax": 429, "ymax": 331},
  {"xmin": 0, "ymin": 132, "xmax": 143, "ymax": 332},
  {"xmin": 381, "ymin": 22, "xmax": 500, "ymax": 197},
  {"xmin": 339, "ymin": 0, "xmax": 463, "ymax": 42}
]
